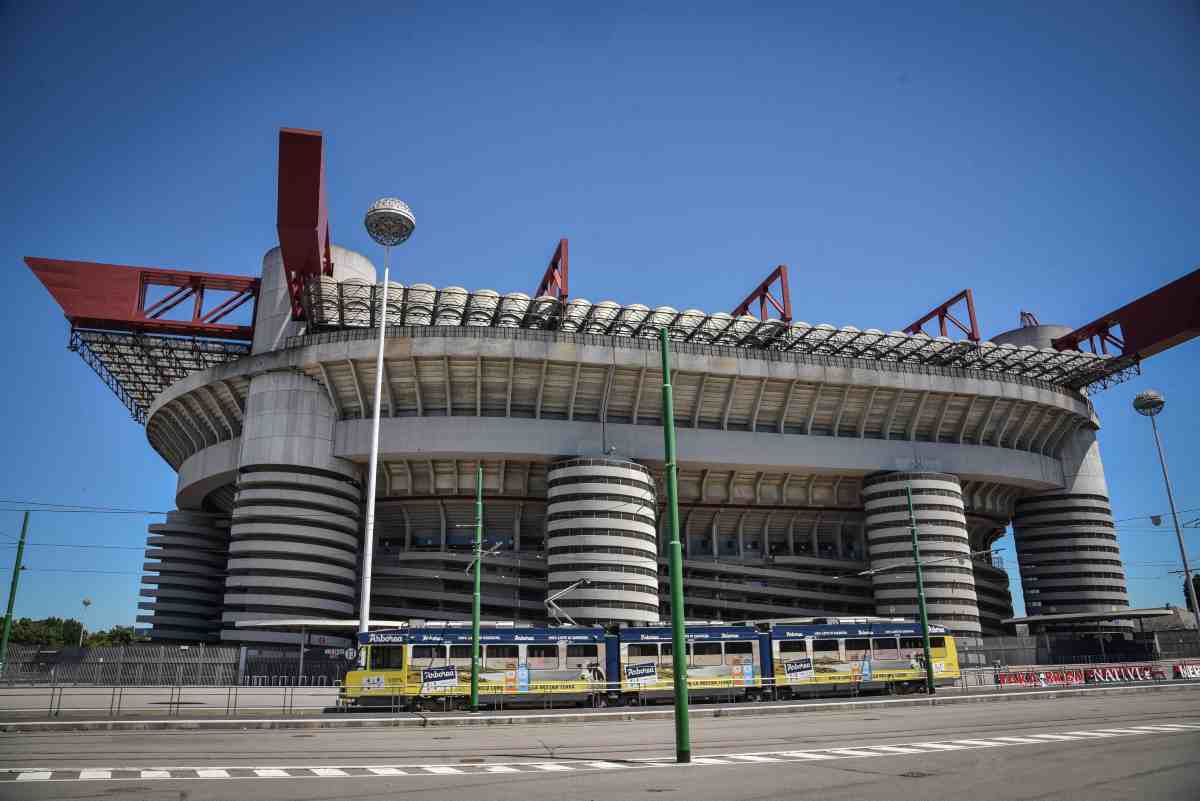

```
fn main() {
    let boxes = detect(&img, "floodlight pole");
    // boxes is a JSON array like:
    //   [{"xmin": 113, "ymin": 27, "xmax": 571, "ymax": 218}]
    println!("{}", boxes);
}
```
[
  {"xmin": 356, "ymin": 247, "xmax": 389, "ymax": 655},
  {"xmin": 0, "ymin": 511, "xmax": 30, "ymax": 671},
  {"xmin": 1146, "ymin": 415, "xmax": 1200, "ymax": 648},
  {"xmin": 659, "ymin": 327, "xmax": 691, "ymax": 763},
  {"xmin": 906, "ymin": 482, "xmax": 936, "ymax": 695},
  {"xmin": 471, "ymin": 463, "xmax": 483, "ymax": 712}
]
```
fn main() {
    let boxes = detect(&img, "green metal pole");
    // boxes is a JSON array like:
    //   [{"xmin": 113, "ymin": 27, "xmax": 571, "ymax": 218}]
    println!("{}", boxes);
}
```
[
  {"xmin": 0, "ymin": 511, "xmax": 30, "ymax": 671},
  {"xmin": 906, "ymin": 483, "xmax": 936, "ymax": 695},
  {"xmin": 659, "ymin": 327, "xmax": 691, "ymax": 764},
  {"xmin": 471, "ymin": 464, "xmax": 483, "ymax": 712}
]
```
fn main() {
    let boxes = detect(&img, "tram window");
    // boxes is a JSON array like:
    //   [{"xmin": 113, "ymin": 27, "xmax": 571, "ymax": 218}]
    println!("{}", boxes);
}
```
[
  {"xmin": 693, "ymin": 642, "xmax": 723, "ymax": 666},
  {"xmin": 724, "ymin": 641, "xmax": 753, "ymax": 665},
  {"xmin": 410, "ymin": 645, "xmax": 445, "ymax": 665},
  {"xmin": 845, "ymin": 639, "xmax": 870, "ymax": 661},
  {"xmin": 871, "ymin": 638, "xmax": 899, "ymax": 659},
  {"xmin": 485, "ymin": 645, "xmax": 519, "ymax": 669},
  {"xmin": 779, "ymin": 640, "xmax": 807, "ymax": 654},
  {"xmin": 812, "ymin": 639, "xmax": 841, "ymax": 663},
  {"xmin": 899, "ymin": 638, "xmax": 924, "ymax": 660},
  {"xmin": 369, "ymin": 646, "xmax": 404, "ymax": 670},
  {"xmin": 929, "ymin": 637, "xmax": 946, "ymax": 655},
  {"xmin": 527, "ymin": 644, "xmax": 559, "ymax": 669},
  {"xmin": 628, "ymin": 643, "xmax": 658, "ymax": 658},
  {"xmin": 660, "ymin": 643, "xmax": 674, "ymax": 665},
  {"xmin": 448, "ymin": 645, "xmax": 472, "ymax": 667},
  {"xmin": 566, "ymin": 644, "xmax": 598, "ymax": 668}
]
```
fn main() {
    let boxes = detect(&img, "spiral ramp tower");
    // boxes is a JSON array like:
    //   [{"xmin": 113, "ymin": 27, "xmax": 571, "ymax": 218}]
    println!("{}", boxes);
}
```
[
  {"xmin": 545, "ymin": 457, "xmax": 660, "ymax": 624},
  {"xmin": 138, "ymin": 511, "xmax": 230, "ymax": 642},
  {"xmin": 862, "ymin": 472, "xmax": 981, "ymax": 640}
]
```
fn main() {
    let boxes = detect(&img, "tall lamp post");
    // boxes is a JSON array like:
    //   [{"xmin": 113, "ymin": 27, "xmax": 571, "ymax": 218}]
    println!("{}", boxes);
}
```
[
  {"xmin": 1133, "ymin": 390, "xmax": 1200, "ymax": 647},
  {"xmin": 906, "ymin": 482, "xmax": 936, "ymax": 695},
  {"xmin": 359, "ymin": 198, "xmax": 415, "ymax": 655}
]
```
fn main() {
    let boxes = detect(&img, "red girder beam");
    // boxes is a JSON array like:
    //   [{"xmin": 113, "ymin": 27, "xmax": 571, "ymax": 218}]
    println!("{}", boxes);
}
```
[
  {"xmin": 277, "ymin": 127, "xmax": 333, "ymax": 320},
  {"xmin": 23, "ymin": 257, "xmax": 259, "ymax": 341},
  {"xmin": 731, "ymin": 265, "xmax": 792, "ymax": 322},
  {"xmin": 534, "ymin": 238, "xmax": 569, "ymax": 300},
  {"xmin": 1051, "ymin": 268, "xmax": 1200, "ymax": 359},
  {"xmin": 903, "ymin": 288, "xmax": 981, "ymax": 342}
]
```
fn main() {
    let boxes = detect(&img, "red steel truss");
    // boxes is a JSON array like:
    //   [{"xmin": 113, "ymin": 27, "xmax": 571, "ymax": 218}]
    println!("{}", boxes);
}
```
[
  {"xmin": 903, "ymin": 288, "xmax": 981, "ymax": 342},
  {"xmin": 534, "ymin": 238, "xmax": 569, "ymax": 300},
  {"xmin": 731, "ymin": 265, "xmax": 792, "ymax": 322},
  {"xmin": 1051, "ymin": 268, "xmax": 1200, "ymax": 359},
  {"xmin": 24, "ymin": 258, "xmax": 259, "ymax": 340},
  {"xmin": 277, "ymin": 127, "xmax": 334, "ymax": 320}
]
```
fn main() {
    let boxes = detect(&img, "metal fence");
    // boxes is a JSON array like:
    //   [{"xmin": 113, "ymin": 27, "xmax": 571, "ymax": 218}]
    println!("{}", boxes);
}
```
[
  {"xmin": 0, "ymin": 661, "xmax": 1196, "ymax": 721},
  {"xmin": 0, "ymin": 645, "xmax": 358, "ymax": 688}
]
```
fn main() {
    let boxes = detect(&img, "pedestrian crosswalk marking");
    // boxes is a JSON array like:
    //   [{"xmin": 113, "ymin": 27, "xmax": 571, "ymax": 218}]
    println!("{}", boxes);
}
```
[
  {"xmin": 15, "ymin": 771, "xmax": 51, "ymax": 781},
  {"xmin": 867, "ymin": 745, "xmax": 926, "ymax": 754},
  {"xmin": 1, "ymin": 722, "xmax": 1194, "ymax": 784}
]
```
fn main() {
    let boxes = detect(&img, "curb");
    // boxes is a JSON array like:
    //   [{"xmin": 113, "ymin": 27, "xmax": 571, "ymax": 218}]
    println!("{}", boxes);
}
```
[{"xmin": 2, "ymin": 681, "xmax": 1198, "ymax": 733}]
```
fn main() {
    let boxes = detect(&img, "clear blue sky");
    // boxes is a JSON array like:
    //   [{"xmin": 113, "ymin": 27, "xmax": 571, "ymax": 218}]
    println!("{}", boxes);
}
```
[{"xmin": 1, "ymin": 2, "xmax": 1197, "ymax": 630}]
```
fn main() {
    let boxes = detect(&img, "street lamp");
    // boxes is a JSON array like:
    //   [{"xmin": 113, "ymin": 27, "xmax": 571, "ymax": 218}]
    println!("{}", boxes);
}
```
[
  {"xmin": 1133, "ymin": 390, "xmax": 1200, "ymax": 645},
  {"xmin": 358, "ymin": 198, "xmax": 416, "ymax": 654},
  {"xmin": 79, "ymin": 598, "xmax": 92, "ymax": 648}
]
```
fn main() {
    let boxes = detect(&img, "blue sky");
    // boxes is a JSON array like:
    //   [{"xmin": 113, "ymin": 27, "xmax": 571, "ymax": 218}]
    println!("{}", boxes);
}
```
[{"xmin": 1, "ymin": 2, "xmax": 1197, "ymax": 630}]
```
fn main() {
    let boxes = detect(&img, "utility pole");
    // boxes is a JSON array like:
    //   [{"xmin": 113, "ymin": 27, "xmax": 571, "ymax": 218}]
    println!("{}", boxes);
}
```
[
  {"xmin": 470, "ymin": 463, "xmax": 483, "ymax": 712},
  {"xmin": 659, "ymin": 327, "xmax": 691, "ymax": 764},
  {"xmin": 1, "ymin": 511, "xmax": 30, "ymax": 670},
  {"xmin": 906, "ymin": 483, "xmax": 936, "ymax": 695}
]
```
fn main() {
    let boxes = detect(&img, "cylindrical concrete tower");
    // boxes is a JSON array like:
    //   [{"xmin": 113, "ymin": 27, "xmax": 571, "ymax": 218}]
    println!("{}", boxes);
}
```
[
  {"xmin": 545, "ymin": 457, "xmax": 659, "ymax": 624},
  {"xmin": 221, "ymin": 370, "xmax": 363, "ymax": 647},
  {"xmin": 862, "ymin": 472, "xmax": 981, "ymax": 636},
  {"xmin": 1012, "ymin": 425, "xmax": 1130, "ymax": 628},
  {"xmin": 139, "ymin": 511, "xmax": 229, "ymax": 642}
]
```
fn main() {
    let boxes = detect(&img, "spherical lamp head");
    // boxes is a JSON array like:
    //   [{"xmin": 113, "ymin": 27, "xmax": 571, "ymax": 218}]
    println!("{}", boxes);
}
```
[
  {"xmin": 364, "ymin": 198, "xmax": 415, "ymax": 247},
  {"xmin": 1133, "ymin": 389, "xmax": 1165, "ymax": 417}
]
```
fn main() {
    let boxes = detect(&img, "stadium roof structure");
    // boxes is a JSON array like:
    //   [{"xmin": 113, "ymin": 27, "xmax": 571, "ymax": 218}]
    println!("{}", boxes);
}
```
[{"xmin": 1003, "ymin": 608, "xmax": 1177, "ymax": 626}]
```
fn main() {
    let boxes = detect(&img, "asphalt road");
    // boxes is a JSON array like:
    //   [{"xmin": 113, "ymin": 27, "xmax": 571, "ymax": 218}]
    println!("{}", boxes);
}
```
[{"xmin": 1, "ymin": 690, "xmax": 1197, "ymax": 800}]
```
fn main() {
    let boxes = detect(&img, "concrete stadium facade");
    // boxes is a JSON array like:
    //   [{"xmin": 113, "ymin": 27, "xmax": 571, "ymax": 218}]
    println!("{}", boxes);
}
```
[{"xmin": 136, "ymin": 246, "xmax": 1131, "ymax": 656}]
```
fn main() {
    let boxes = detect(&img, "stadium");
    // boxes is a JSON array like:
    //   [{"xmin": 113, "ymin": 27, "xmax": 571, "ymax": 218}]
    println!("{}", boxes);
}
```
[{"xmin": 25, "ymin": 129, "xmax": 1198, "ymax": 665}]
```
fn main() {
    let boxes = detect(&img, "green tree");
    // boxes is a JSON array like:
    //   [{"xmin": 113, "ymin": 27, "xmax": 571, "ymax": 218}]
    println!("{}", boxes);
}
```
[
  {"xmin": 85, "ymin": 625, "xmax": 140, "ymax": 646},
  {"xmin": 8, "ymin": 616, "xmax": 83, "ymax": 648}
]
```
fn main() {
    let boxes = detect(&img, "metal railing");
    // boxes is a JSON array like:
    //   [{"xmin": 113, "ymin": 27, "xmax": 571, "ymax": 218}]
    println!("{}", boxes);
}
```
[{"xmin": 1, "ymin": 661, "xmax": 1196, "ymax": 721}]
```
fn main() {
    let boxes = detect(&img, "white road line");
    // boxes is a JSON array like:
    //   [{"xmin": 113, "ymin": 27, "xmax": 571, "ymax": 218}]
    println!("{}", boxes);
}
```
[
  {"xmin": 423, "ymin": 766, "xmax": 465, "ymax": 775},
  {"xmin": 1064, "ymin": 731, "xmax": 1121, "ymax": 738},
  {"xmin": 529, "ymin": 763, "xmax": 574, "ymax": 771},
  {"xmin": 140, "ymin": 770, "xmax": 171, "ymax": 779},
  {"xmin": 583, "ymin": 761, "xmax": 630, "ymax": 769},
  {"xmin": 825, "ymin": 749, "xmax": 882, "ymax": 757},
  {"xmin": 865, "ymin": 745, "xmax": 927, "ymax": 754},
  {"xmin": 993, "ymin": 737, "xmax": 1049, "ymax": 744},
  {"xmin": 16, "ymin": 771, "xmax": 52, "ymax": 781},
  {"xmin": 481, "ymin": 765, "xmax": 521, "ymax": 773},
  {"xmin": 311, "ymin": 768, "xmax": 349, "ymax": 777},
  {"xmin": 79, "ymin": 769, "xmax": 112, "ymax": 780},
  {"xmin": 196, "ymin": 769, "xmax": 230, "ymax": 779},
  {"xmin": 725, "ymin": 755, "xmax": 782, "ymax": 762},
  {"xmin": 952, "ymin": 739, "xmax": 1006, "ymax": 747},
  {"xmin": 689, "ymin": 758, "xmax": 733, "ymax": 765},
  {"xmin": 367, "ymin": 767, "xmax": 407, "ymax": 776},
  {"xmin": 254, "ymin": 768, "xmax": 290, "ymax": 777},
  {"xmin": 910, "ymin": 742, "xmax": 967, "ymax": 750},
  {"xmin": 1093, "ymin": 729, "xmax": 1148, "ymax": 735},
  {"xmin": 1131, "ymin": 725, "xmax": 1192, "ymax": 732},
  {"xmin": 1026, "ymin": 734, "xmax": 1081, "ymax": 741},
  {"xmin": 778, "ymin": 751, "xmax": 838, "ymax": 760}
]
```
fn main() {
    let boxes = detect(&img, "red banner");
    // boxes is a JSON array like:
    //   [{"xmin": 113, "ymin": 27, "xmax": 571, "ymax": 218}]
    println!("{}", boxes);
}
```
[
  {"xmin": 1174, "ymin": 663, "xmax": 1200, "ymax": 680},
  {"xmin": 1084, "ymin": 665, "xmax": 1163, "ymax": 683},
  {"xmin": 997, "ymin": 669, "xmax": 1084, "ymax": 688}
]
